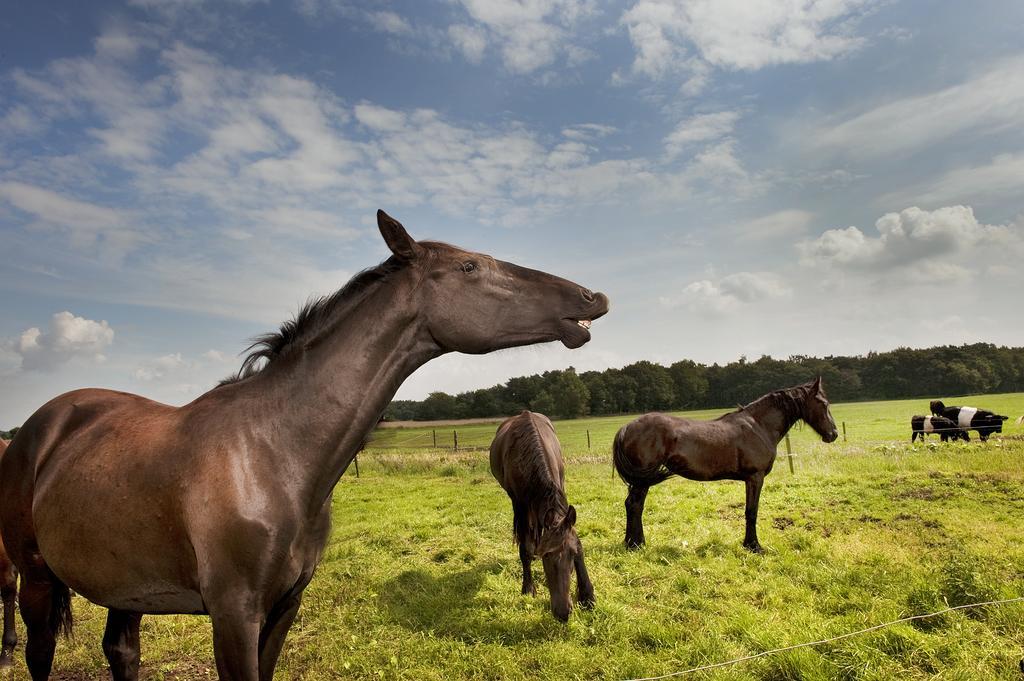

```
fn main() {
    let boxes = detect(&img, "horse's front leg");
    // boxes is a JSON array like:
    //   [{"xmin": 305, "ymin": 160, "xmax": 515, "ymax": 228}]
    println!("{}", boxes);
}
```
[
  {"xmin": 519, "ymin": 543, "xmax": 536, "ymax": 596},
  {"xmin": 573, "ymin": 539, "xmax": 595, "ymax": 609},
  {"xmin": 743, "ymin": 472, "xmax": 765, "ymax": 553},
  {"xmin": 258, "ymin": 590, "xmax": 304, "ymax": 681},
  {"xmin": 211, "ymin": 608, "xmax": 261, "ymax": 681}
]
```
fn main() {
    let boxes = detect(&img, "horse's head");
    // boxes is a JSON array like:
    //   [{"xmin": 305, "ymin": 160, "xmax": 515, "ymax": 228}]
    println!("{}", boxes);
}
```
[
  {"xmin": 536, "ymin": 504, "xmax": 580, "ymax": 622},
  {"xmin": 803, "ymin": 377, "xmax": 839, "ymax": 442},
  {"xmin": 378, "ymin": 211, "xmax": 609, "ymax": 354}
]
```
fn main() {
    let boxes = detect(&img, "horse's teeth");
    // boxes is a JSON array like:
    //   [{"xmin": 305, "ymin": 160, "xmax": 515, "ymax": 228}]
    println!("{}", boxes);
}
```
[{"xmin": 577, "ymin": 319, "xmax": 591, "ymax": 329}]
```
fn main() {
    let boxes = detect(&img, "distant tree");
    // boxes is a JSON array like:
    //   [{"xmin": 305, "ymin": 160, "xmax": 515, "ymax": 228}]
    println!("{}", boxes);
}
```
[
  {"xmin": 382, "ymin": 342, "xmax": 1024, "ymax": 420},
  {"xmin": 549, "ymin": 368, "xmax": 590, "ymax": 419},
  {"xmin": 604, "ymin": 369, "xmax": 639, "ymax": 414},
  {"xmin": 419, "ymin": 392, "xmax": 460, "ymax": 420},
  {"xmin": 581, "ymin": 371, "xmax": 614, "ymax": 415},
  {"xmin": 531, "ymin": 389, "xmax": 556, "ymax": 416},
  {"xmin": 383, "ymin": 401, "xmax": 420, "ymax": 421},
  {"xmin": 623, "ymin": 361, "xmax": 675, "ymax": 411},
  {"xmin": 668, "ymin": 359, "xmax": 708, "ymax": 408}
]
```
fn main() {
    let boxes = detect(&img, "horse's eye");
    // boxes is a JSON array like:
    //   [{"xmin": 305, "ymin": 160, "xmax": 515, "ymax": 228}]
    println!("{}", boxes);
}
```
[{"xmin": 461, "ymin": 261, "xmax": 477, "ymax": 273}]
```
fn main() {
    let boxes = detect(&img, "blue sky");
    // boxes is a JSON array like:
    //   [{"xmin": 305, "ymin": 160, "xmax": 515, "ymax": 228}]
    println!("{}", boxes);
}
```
[{"xmin": 2, "ymin": 0, "xmax": 1023, "ymax": 426}]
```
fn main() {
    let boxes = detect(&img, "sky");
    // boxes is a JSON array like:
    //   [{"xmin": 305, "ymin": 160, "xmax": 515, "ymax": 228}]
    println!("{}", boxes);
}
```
[{"xmin": 1, "ymin": 0, "xmax": 1023, "ymax": 427}]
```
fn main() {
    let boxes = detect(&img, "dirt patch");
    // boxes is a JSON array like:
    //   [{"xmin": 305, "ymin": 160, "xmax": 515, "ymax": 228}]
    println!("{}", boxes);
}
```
[
  {"xmin": 894, "ymin": 487, "xmax": 950, "ymax": 501},
  {"xmin": 772, "ymin": 516, "xmax": 795, "ymax": 530},
  {"xmin": 51, "ymin": 661, "xmax": 215, "ymax": 681}
]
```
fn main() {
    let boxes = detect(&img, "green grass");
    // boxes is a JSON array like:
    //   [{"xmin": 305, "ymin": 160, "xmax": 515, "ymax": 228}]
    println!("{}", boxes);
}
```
[{"xmin": 5, "ymin": 394, "xmax": 1024, "ymax": 680}]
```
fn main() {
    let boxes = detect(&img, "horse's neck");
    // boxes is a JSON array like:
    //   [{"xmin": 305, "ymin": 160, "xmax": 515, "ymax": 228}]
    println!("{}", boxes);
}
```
[
  {"xmin": 746, "ymin": 395, "xmax": 801, "ymax": 446},
  {"xmin": 242, "ymin": 274, "xmax": 442, "ymax": 513}
]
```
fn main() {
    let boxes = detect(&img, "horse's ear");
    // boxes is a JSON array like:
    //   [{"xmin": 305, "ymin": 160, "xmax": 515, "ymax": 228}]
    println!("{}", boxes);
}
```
[
  {"xmin": 543, "ymin": 507, "xmax": 558, "ymax": 529},
  {"xmin": 812, "ymin": 375, "xmax": 822, "ymax": 392},
  {"xmin": 377, "ymin": 210, "xmax": 419, "ymax": 261},
  {"xmin": 565, "ymin": 505, "xmax": 577, "ymax": 527}
]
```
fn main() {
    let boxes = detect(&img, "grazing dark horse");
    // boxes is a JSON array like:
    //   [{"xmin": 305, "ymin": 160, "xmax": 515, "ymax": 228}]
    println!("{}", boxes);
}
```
[
  {"xmin": 489, "ymin": 411, "xmax": 595, "ymax": 622},
  {"xmin": 0, "ymin": 211, "xmax": 609, "ymax": 681},
  {"xmin": 0, "ymin": 439, "xmax": 17, "ymax": 668},
  {"xmin": 614, "ymin": 378, "xmax": 839, "ymax": 553},
  {"xmin": 930, "ymin": 400, "xmax": 1009, "ymax": 441},
  {"xmin": 911, "ymin": 415, "xmax": 969, "ymax": 442}
]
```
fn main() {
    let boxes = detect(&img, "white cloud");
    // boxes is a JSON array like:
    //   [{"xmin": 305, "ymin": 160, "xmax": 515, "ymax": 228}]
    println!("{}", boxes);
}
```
[
  {"xmin": 798, "ymin": 205, "xmax": 1015, "ymax": 278},
  {"xmin": 660, "ymin": 271, "xmax": 790, "ymax": 315},
  {"xmin": 664, "ymin": 110, "xmax": 740, "ymax": 159},
  {"xmin": 620, "ymin": 0, "xmax": 875, "ymax": 88},
  {"xmin": 202, "ymin": 349, "xmax": 232, "ymax": 363},
  {"xmin": 813, "ymin": 56, "xmax": 1024, "ymax": 160},
  {"xmin": 448, "ymin": 24, "xmax": 488, "ymax": 64},
  {"xmin": 9, "ymin": 312, "xmax": 115, "ymax": 372},
  {"xmin": 0, "ymin": 181, "xmax": 141, "ymax": 258},
  {"xmin": 888, "ymin": 153, "xmax": 1024, "ymax": 208},
  {"xmin": 451, "ymin": 0, "xmax": 598, "ymax": 74},
  {"xmin": 731, "ymin": 209, "xmax": 816, "ymax": 241},
  {"xmin": 133, "ymin": 353, "xmax": 187, "ymax": 381},
  {"xmin": 367, "ymin": 10, "xmax": 414, "ymax": 35},
  {"xmin": 561, "ymin": 123, "xmax": 616, "ymax": 140}
]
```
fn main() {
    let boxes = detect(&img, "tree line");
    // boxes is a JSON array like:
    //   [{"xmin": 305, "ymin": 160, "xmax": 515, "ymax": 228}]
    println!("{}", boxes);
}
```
[{"xmin": 385, "ymin": 343, "xmax": 1024, "ymax": 421}]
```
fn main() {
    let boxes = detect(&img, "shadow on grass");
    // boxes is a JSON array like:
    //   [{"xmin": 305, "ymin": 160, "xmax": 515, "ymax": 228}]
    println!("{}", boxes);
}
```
[{"xmin": 379, "ymin": 562, "xmax": 573, "ymax": 643}]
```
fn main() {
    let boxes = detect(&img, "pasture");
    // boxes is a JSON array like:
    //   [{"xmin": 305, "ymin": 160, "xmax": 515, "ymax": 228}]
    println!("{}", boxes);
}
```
[{"xmin": 5, "ymin": 393, "xmax": 1024, "ymax": 680}]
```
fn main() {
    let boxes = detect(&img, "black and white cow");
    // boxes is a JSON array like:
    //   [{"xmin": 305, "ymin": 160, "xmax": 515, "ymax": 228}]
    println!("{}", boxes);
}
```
[
  {"xmin": 930, "ymin": 400, "xmax": 1009, "ymax": 441},
  {"xmin": 911, "ymin": 414, "xmax": 969, "ymax": 442}
]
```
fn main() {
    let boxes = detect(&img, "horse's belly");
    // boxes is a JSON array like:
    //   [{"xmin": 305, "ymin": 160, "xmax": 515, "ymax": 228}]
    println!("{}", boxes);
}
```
[
  {"xmin": 33, "ymin": 470, "xmax": 203, "ymax": 614},
  {"xmin": 75, "ymin": 580, "xmax": 206, "ymax": 615}
]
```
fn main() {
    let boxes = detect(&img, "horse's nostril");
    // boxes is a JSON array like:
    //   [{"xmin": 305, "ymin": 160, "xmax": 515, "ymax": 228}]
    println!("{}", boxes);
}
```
[{"xmin": 580, "ymin": 288, "xmax": 595, "ymax": 303}]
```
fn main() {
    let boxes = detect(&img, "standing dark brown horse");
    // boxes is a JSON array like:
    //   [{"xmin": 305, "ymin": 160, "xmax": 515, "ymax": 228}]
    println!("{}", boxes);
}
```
[
  {"xmin": 0, "ymin": 439, "xmax": 17, "ymax": 667},
  {"xmin": 613, "ymin": 378, "xmax": 838, "ymax": 553},
  {"xmin": 489, "ymin": 411, "xmax": 595, "ymax": 622},
  {"xmin": 0, "ymin": 211, "xmax": 609, "ymax": 681}
]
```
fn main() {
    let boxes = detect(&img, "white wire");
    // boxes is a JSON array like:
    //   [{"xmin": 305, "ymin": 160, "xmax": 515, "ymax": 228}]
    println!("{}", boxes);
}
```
[{"xmin": 620, "ymin": 596, "xmax": 1024, "ymax": 681}]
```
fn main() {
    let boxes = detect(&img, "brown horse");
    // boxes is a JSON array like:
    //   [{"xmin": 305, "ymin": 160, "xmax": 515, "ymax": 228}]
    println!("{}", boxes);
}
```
[
  {"xmin": 489, "ymin": 411, "xmax": 595, "ymax": 621},
  {"xmin": 0, "ymin": 439, "xmax": 16, "ymax": 667},
  {"xmin": 613, "ymin": 378, "xmax": 838, "ymax": 553},
  {"xmin": 0, "ymin": 211, "xmax": 609, "ymax": 681}
]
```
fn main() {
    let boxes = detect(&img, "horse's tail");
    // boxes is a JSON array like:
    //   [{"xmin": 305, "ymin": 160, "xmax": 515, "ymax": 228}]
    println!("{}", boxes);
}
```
[
  {"xmin": 612, "ymin": 425, "xmax": 672, "ymax": 489},
  {"xmin": 50, "ymin": 576, "xmax": 73, "ymax": 638}
]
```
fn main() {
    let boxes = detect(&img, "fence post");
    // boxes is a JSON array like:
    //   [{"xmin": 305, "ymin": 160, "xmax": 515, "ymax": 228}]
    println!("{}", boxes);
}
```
[
  {"xmin": 433, "ymin": 429, "xmax": 437, "ymax": 448},
  {"xmin": 453, "ymin": 430, "xmax": 458, "ymax": 452},
  {"xmin": 587, "ymin": 429, "xmax": 591, "ymax": 450},
  {"xmin": 785, "ymin": 433, "xmax": 794, "ymax": 474},
  {"xmin": 842, "ymin": 421, "xmax": 847, "ymax": 442},
  {"xmin": 354, "ymin": 453, "xmax": 360, "ymax": 478}
]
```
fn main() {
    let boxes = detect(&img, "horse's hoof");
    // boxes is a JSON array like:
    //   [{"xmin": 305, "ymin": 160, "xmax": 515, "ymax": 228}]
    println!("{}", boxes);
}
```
[
  {"xmin": 744, "ymin": 543, "xmax": 765, "ymax": 554},
  {"xmin": 578, "ymin": 593, "xmax": 596, "ymax": 610},
  {"xmin": 624, "ymin": 537, "xmax": 644, "ymax": 550},
  {"xmin": 522, "ymin": 585, "xmax": 537, "ymax": 597}
]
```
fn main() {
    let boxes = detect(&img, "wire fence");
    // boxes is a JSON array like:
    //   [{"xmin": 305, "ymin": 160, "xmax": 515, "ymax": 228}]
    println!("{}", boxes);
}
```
[
  {"xmin": 362, "ymin": 420, "xmax": 1017, "ymax": 456},
  {"xmin": 620, "ymin": 596, "xmax": 1024, "ymax": 680}
]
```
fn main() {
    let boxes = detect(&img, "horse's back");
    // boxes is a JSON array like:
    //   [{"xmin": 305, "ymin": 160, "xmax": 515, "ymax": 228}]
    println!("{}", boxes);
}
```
[{"xmin": 490, "ymin": 411, "xmax": 563, "ymax": 495}]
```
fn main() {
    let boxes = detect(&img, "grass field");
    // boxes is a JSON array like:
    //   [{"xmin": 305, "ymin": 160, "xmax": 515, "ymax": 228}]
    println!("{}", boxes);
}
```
[{"xmin": 5, "ymin": 393, "xmax": 1024, "ymax": 680}]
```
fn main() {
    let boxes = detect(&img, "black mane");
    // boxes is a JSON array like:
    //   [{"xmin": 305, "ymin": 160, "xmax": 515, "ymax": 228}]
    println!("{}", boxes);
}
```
[
  {"xmin": 218, "ymin": 256, "xmax": 407, "ymax": 386},
  {"xmin": 742, "ymin": 382, "xmax": 811, "ymax": 429},
  {"xmin": 504, "ymin": 416, "xmax": 568, "ymax": 548}
]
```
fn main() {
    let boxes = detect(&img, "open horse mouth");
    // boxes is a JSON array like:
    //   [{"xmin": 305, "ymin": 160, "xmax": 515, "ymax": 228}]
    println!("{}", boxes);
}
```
[{"xmin": 560, "ymin": 293, "xmax": 609, "ymax": 349}]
